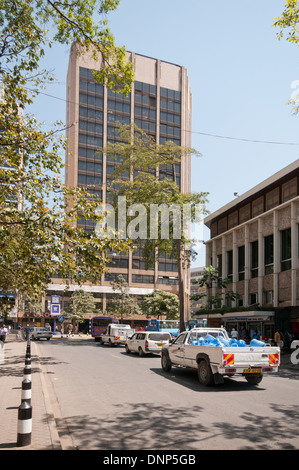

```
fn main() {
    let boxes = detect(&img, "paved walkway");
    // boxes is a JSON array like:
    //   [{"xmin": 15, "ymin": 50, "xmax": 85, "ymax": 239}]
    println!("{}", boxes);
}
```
[{"xmin": 0, "ymin": 336, "xmax": 61, "ymax": 450}]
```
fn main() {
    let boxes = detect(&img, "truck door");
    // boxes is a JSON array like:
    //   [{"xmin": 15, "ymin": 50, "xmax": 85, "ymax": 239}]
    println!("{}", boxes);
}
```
[{"xmin": 169, "ymin": 332, "xmax": 187, "ymax": 365}]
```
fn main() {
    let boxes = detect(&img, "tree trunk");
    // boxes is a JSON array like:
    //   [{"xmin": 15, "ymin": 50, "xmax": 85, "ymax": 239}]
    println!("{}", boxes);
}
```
[{"xmin": 178, "ymin": 240, "xmax": 185, "ymax": 333}]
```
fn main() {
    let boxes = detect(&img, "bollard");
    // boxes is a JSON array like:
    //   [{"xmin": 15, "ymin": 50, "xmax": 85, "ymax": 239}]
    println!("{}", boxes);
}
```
[
  {"xmin": 23, "ymin": 363, "xmax": 31, "ymax": 382},
  {"xmin": 21, "ymin": 377, "xmax": 32, "ymax": 405},
  {"xmin": 17, "ymin": 401, "xmax": 32, "ymax": 447}
]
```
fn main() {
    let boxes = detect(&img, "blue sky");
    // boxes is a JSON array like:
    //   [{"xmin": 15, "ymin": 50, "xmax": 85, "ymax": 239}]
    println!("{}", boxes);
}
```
[{"xmin": 30, "ymin": 0, "xmax": 299, "ymax": 266}]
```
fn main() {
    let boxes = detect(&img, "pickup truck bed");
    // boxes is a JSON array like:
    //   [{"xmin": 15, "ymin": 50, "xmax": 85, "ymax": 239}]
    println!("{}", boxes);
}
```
[{"xmin": 161, "ymin": 328, "xmax": 280, "ymax": 386}]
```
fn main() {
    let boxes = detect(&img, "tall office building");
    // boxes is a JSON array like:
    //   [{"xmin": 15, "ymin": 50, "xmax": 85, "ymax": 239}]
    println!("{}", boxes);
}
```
[{"xmin": 49, "ymin": 43, "xmax": 192, "ymax": 317}]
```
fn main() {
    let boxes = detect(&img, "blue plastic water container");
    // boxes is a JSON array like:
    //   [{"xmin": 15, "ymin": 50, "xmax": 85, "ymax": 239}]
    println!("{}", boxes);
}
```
[{"xmin": 250, "ymin": 339, "xmax": 266, "ymax": 347}]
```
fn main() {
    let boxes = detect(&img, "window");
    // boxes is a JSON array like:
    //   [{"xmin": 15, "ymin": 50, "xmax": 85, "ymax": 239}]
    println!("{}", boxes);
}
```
[
  {"xmin": 265, "ymin": 188, "xmax": 279, "ymax": 211},
  {"xmin": 282, "ymin": 178, "xmax": 297, "ymax": 203},
  {"xmin": 264, "ymin": 290, "xmax": 273, "ymax": 304},
  {"xmin": 132, "ymin": 274, "xmax": 154, "ymax": 284},
  {"xmin": 264, "ymin": 234, "xmax": 274, "ymax": 275},
  {"xmin": 228, "ymin": 211, "xmax": 238, "ymax": 230},
  {"xmin": 227, "ymin": 250, "xmax": 233, "ymax": 281},
  {"xmin": 249, "ymin": 293, "xmax": 258, "ymax": 305},
  {"xmin": 281, "ymin": 228, "xmax": 291, "ymax": 271},
  {"xmin": 250, "ymin": 240, "xmax": 258, "ymax": 278},
  {"xmin": 238, "ymin": 246, "xmax": 245, "ymax": 281},
  {"xmin": 218, "ymin": 217, "xmax": 227, "ymax": 234},
  {"xmin": 252, "ymin": 196, "xmax": 264, "ymax": 218},
  {"xmin": 239, "ymin": 204, "xmax": 250, "ymax": 224},
  {"xmin": 217, "ymin": 254, "xmax": 222, "ymax": 278}
]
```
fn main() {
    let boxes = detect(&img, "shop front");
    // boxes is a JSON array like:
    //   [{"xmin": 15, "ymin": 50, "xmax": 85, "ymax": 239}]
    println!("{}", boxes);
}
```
[{"xmin": 200, "ymin": 311, "xmax": 275, "ymax": 343}]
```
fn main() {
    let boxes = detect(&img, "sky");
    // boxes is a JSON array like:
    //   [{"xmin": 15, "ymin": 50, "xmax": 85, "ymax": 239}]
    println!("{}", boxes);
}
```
[{"xmin": 30, "ymin": 0, "xmax": 299, "ymax": 267}]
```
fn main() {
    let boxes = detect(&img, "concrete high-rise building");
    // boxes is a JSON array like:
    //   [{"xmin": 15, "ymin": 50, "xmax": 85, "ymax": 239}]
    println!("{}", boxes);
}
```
[{"xmin": 47, "ymin": 44, "xmax": 193, "ymax": 320}]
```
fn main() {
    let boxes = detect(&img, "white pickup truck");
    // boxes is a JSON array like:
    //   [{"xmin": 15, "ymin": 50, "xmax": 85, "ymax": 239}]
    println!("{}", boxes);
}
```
[
  {"xmin": 99, "ymin": 323, "xmax": 134, "ymax": 347},
  {"xmin": 161, "ymin": 327, "xmax": 280, "ymax": 386}
]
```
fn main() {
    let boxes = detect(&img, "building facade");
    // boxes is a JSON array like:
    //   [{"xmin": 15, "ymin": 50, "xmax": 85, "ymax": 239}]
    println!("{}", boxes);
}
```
[
  {"xmin": 46, "ymin": 44, "xmax": 192, "ymax": 321},
  {"xmin": 204, "ymin": 160, "xmax": 299, "ymax": 340},
  {"xmin": 190, "ymin": 267, "xmax": 207, "ymax": 316}
]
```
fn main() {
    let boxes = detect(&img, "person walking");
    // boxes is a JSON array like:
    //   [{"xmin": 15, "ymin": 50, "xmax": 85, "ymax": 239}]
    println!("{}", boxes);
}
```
[
  {"xmin": 0, "ymin": 324, "xmax": 8, "ymax": 342},
  {"xmin": 24, "ymin": 324, "xmax": 31, "ymax": 341},
  {"xmin": 274, "ymin": 329, "xmax": 281, "ymax": 347}
]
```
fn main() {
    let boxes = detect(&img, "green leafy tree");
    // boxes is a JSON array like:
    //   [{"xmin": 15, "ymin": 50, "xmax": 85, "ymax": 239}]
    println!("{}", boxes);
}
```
[
  {"xmin": 141, "ymin": 289, "xmax": 179, "ymax": 320},
  {"xmin": 0, "ymin": 0, "xmax": 133, "ymax": 299},
  {"xmin": 66, "ymin": 289, "xmax": 96, "ymax": 325},
  {"xmin": 103, "ymin": 124, "xmax": 209, "ymax": 332},
  {"xmin": 273, "ymin": 1, "xmax": 299, "ymax": 46},
  {"xmin": 190, "ymin": 266, "xmax": 239, "ymax": 312},
  {"xmin": 273, "ymin": 1, "xmax": 299, "ymax": 113},
  {"xmin": 108, "ymin": 274, "xmax": 142, "ymax": 321}
]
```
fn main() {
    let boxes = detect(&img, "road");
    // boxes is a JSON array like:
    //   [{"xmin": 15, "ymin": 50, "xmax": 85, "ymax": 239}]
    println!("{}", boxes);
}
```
[{"xmin": 35, "ymin": 337, "xmax": 299, "ymax": 451}]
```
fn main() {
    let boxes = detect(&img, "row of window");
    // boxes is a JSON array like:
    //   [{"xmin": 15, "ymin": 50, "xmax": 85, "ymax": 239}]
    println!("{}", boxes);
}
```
[
  {"xmin": 211, "ymin": 177, "xmax": 298, "ymax": 238},
  {"xmin": 216, "ymin": 227, "xmax": 292, "ymax": 281}
]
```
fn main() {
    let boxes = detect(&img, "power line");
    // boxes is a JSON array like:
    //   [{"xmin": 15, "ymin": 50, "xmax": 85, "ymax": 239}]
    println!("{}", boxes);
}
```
[{"xmin": 26, "ymin": 87, "xmax": 299, "ymax": 146}]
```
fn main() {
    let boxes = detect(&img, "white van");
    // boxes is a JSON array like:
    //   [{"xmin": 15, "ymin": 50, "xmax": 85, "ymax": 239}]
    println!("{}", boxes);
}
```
[
  {"xmin": 125, "ymin": 331, "xmax": 172, "ymax": 356},
  {"xmin": 99, "ymin": 324, "xmax": 134, "ymax": 346}
]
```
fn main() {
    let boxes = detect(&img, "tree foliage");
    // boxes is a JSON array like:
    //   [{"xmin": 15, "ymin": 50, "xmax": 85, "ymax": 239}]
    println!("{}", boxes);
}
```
[
  {"xmin": 190, "ymin": 266, "xmax": 239, "ymax": 312},
  {"xmin": 65, "ymin": 289, "xmax": 96, "ymax": 323},
  {"xmin": 108, "ymin": 274, "xmax": 142, "ymax": 320},
  {"xmin": 141, "ymin": 289, "xmax": 179, "ymax": 320},
  {"xmin": 273, "ymin": 0, "xmax": 299, "ymax": 46},
  {"xmin": 103, "ymin": 124, "xmax": 209, "ymax": 331},
  {"xmin": 0, "ymin": 0, "xmax": 133, "ymax": 299}
]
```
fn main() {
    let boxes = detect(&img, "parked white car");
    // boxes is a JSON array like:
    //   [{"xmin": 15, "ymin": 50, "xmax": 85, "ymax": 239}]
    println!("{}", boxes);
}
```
[
  {"xmin": 125, "ymin": 331, "xmax": 172, "ymax": 356},
  {"xmin": 31, "ymin": 327, "xmax": 52, "ymax": 341}
]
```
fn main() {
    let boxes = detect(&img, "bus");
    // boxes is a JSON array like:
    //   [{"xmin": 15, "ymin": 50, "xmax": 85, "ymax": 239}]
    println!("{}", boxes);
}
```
[
  {"xmin": 185, "ymin": 319, "xmax": 207, "ymax": 330},
  {"xmin": 91, "ymin": 316, "xmax": 115, "ymax": 341},
  {"xmin": 146, "ymin": 319, "xmax": 180, "ymax": 337}
]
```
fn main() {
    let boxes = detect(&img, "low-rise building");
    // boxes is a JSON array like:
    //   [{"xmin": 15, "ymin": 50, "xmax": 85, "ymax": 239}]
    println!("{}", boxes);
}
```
[{"xmin": 204, "ymin": 159, "xmax": 299, "ymax": 341}]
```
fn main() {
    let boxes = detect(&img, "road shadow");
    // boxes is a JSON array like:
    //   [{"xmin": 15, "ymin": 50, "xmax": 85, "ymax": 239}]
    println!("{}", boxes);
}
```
[
  {"xmin": 57, "ymin": 401, "xmax": 299, "ymax": 450},
  {"xmin": 151, "ymin": 367, "xmax": 267, "ymax": 393}
]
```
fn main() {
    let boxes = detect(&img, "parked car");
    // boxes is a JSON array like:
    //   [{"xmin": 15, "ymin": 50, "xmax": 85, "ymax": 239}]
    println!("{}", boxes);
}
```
[
  {"xmin": 30, "ymin": 327, "xmax": 52, "ymax": 341},
  {"xmin": 125, "ymin": 331, "xmax": 172, "ymax": 356}
]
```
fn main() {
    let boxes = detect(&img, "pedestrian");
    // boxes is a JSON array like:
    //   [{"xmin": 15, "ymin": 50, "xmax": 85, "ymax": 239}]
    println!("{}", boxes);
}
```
[
  {"xmin": 0, "ymin": 324, "xmax": 8, "ymax": 342},
  {"xmin": 274, "ymin": 329, "xmax": 281, "ymax": 347},
  {"xmin": 231, "ymin": 328, "xmax": 238, "ymax": 339},
  {"xmin": 24, "ymin": 324, "xmax": 31, "ymax": 341},
  {"xmin": 67, "ymin": 324, "xmax": 73, "ymax": 336}
]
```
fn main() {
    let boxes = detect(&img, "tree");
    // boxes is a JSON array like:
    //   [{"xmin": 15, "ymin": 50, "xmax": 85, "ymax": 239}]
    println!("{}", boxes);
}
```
[
  {"xmin": 273, "ymin": 1, "xmax": 299, "ymax": 113},
  {"xmin": 141, "ymin": 289, "xmax": 179, "ymax": 320},
  {"xmin": 65, "ymin": 289, "xmax": 96, "ymax": 325},
  {"xmin": 108, "ymin": 274, "xmax": 142, "ymax": 321},
  {"xmin": 102, "ymin": 124, "xmax": 209, "ymax": 332},
  {"xmin": 190, "ymin": 266, "xmax": 239, "ymax": 312},
  {"xmin": 0, "ymin": 0, "xmax": 134, "ymax": 299},
  {"xmin": 273, "ymin": 1, "xmax": 299, "ymax": 46}
]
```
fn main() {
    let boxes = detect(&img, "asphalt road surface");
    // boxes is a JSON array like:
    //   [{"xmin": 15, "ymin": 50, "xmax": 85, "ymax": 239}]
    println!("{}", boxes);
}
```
[{"xmin": 35, "ymin": 337, "xmax": 299, "ymax": 451}]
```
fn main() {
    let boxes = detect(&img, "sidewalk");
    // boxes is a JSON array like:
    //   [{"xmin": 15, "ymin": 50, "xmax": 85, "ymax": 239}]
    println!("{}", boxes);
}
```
[{"xmin": 0, "ymin": 336, "xmax": 62, "ymax": 450}]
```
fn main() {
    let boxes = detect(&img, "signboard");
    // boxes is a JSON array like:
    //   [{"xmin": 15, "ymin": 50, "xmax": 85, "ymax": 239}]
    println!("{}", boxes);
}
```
[
  {"xmin": 51, "ymin": 295, "xmax": 61, "ymax": 305},
  {"xmin": 51, "ymin": 304, "xmax": 60, "ymax": 316}
]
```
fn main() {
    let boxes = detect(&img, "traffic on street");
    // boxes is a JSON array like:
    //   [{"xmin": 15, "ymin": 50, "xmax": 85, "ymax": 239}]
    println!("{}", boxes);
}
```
[{"xmin": 34, "ymin": 333, "xmax": 299, "ymax": 451}]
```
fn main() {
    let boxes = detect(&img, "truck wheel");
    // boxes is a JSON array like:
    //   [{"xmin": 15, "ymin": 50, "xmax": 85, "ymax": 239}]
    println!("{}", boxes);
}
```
[
  {"xmin": 161, "ymin": 351, "xmax": 172, "ymax": 372},
  {"xmin": 198, "ymin": 360, "xmax": 214, "ymax": 386},
  {"xmin": 98, "ymin": 337, "xmax": 103, "ymax": 345},
  {"xmin": 245, "ymin": 374, "xmax": 263, "ymax": 386},
  {"xmin": 109, "ymin": 339, "xmax": 113, "ymax": 347},
  {"xmin": 138, "ymin": 347, "xmax": 145, "ymax": 357}
]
